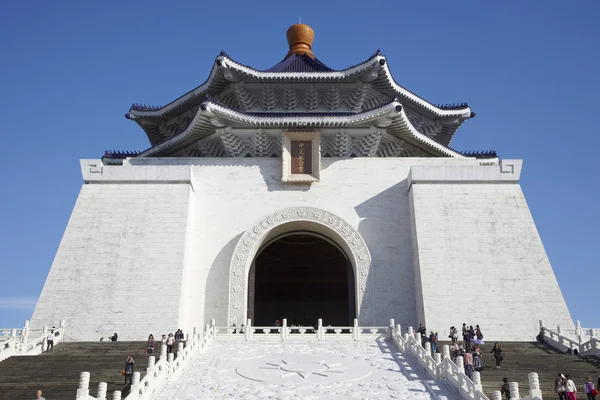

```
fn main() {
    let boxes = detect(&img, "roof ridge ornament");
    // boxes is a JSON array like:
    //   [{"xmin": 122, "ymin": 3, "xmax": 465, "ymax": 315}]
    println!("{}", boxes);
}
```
[{"xmin": 286, "ymin": 23, "xmax": 315, "ymax": 59}]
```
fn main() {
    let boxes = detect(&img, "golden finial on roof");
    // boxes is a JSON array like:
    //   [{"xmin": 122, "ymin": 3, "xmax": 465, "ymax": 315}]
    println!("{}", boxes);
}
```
[{"xmin": 286, "ymin": 23, "xmax": 315, "ymax": 59}]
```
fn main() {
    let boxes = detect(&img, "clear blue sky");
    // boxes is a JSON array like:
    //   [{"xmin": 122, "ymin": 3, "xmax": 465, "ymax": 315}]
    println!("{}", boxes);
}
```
[{"xmin": 1, "ymin": 1, "xmax": 598, "ymax": 330}]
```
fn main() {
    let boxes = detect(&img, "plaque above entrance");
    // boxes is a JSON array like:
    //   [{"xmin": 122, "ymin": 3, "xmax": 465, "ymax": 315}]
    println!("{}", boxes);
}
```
[{"xmin": 281, "ymin": 131, "xmax": 321, "ymax": 183}]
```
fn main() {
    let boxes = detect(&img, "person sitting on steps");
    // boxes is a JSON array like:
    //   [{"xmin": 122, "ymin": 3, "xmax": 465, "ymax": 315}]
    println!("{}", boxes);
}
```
[{"xmin": 109, "ymin": 332, "xmax": 118, "ymax": 342}]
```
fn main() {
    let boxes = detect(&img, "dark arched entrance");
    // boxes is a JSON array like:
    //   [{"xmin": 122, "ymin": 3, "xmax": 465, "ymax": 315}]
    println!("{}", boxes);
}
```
[{"xmin": 247, "ymin": 232, "xmax": 356, "ymax": 327}]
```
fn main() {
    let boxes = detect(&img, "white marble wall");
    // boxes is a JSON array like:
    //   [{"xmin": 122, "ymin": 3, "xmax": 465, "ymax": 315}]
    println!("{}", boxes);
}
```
[
  {"xmin": 30, "ymin": 183, "xmax": 191, "ymax": 340},
  {"xmin": 409, "ymin": 163, "xmax": 573, "ymax": 341},
  {"xmin": 30, "ymin": 157, "xmax": 573, "ymax": 341}
]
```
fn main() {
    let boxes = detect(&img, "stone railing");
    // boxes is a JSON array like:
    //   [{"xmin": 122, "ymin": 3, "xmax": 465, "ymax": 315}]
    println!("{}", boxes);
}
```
[
  {"xmin": 214, "ymin": 318, "xmax": 387, "ymax": 341},
  {"xmin": 0, "ymin": 320, "xmax": 65, "ymax": 362},
  {"xmin": 389, "ymin": 320, "xmax": 543, "ymax": 400},
  {"xmin": 540, "ymin": 320, "xmax": 600, "ymax": 357},
  {"xmin": 75, "ymin": 325, "xmax": 214, "ymax": 400}
]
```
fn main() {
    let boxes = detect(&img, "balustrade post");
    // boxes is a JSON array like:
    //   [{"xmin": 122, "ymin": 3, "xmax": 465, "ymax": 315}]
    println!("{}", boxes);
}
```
[
  {"xmin": 132, "ymin": 372, "xmax": 140, "ymax": 386},
  {"xmin": 424, "ymin": 341, "xmax": 431, "ymax": 356},
  {"xmin": 160, "ymin": 344, "xmax": 167, "ymax": 360},
  {"xmin": 473, "ymin": 371, "xmax": 482, "ymax": 392},
  {"xmin": 317, "ymin": 319, "xmax": 323, "ymax": 340},
  {"xmin": 167, "ymin": 353, "xmax": 174, "ymax": 363},
  {"xmin": 280, "ymin": 319, "xmax": 286, "ymax": 340},
  {"xmin": 509, "ymin": 382, "xmax": 520, "ymax": 399},
  {"xmin": 408, "ymin": 326, "xmax": 414, "ymax": 335},
  {"xmin": 97, "ymin": 382, "xmax": 107, "ymax": 400},
  {"xmin": 455, "ymin": 356, "xmax": 464, "ymax": 370},
  {"xmin": 147, "ymin": 356, "xmax": 155, "ymax": 374},
  {"xmin": 591, "ymin": 328, "xmax": 596, "ymax": 339},
  {"xmin": 434, "ymin": 353, "xmax": 442, "ymax": 364},
  {"xmin": 493, "ymin": 391, "xmax": 502, "ymax": 400},
  {"xmin": 442, "ymin": 344, "xmax": 450, "ymax": 360},
  {"xmin": 11, "ymin": 329, "xmax": 16, "ymax": 338},
  {"xmin": 557, "ymin": 325, "xmax": 562, "ymax": 336},
  {"xmin": 245, "ymin": 319, "xmax": 252, "ymax": 341},
  {"xmin": 388, "ymin": 319, "xmax": 395, "ymax": 339},
  {"xmin": 353, "ymin": 319, "xmax": 359, "ymax": 341},
  {"xmin": 395, "ymin": 324, "xmax": 402, "ymax": 336},
  {"xmin": 415, "ymin": 332, "xmax": 422, "ymax": 347},
  {"xmin": 576, "ymin": 320, "xmax": 582, "ymax": 337},
  {"xmin": 528, "ymin": 372, "xmax": 542, "ymax": 399},
  {"xmin": 112, "ymin": 391, "xmax": 122, "ymax": 400},
  {"xmin": 76, "ymin": 372, "xmax": 90, "ymax": 399},
  {"xmin": 177, "ymin": 341, "xmax": 184, "ymax": 357},
  {"xmin": 42, "ymin": 326, "xmax": 48, "ymax": 352},
  {"xmin": 22, "ymin": 320, "xmax": 30, "ymax": 346}
]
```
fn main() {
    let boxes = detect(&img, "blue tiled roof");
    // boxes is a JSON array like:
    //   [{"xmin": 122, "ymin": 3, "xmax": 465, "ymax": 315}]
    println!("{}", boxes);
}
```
[{"xmin": 265, "ymin": 54, "xmax": 334, "ymax": 73}]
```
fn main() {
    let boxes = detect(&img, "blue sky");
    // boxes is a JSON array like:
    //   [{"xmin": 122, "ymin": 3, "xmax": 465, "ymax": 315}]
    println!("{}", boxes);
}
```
[{"xmin": 0, "ymin": 1, "xmax": 598, "ymax": 330}]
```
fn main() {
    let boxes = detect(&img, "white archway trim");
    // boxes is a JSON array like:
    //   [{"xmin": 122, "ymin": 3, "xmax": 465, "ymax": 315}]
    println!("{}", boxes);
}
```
[{"xmin": 228, "ymin": 207, "xmax": 373, "ymax": 326}]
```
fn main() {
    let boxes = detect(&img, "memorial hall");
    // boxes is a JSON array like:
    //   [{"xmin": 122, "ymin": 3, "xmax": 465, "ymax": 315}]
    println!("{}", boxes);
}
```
[{"xmin": 29, "ymin": 23, "xmax": 573, "ymax": 344}]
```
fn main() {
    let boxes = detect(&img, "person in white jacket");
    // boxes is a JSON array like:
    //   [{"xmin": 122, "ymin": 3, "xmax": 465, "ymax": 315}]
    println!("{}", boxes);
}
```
[{"xmin": 565, "ymin": 374, "xmax": 577, "ymax": 400}]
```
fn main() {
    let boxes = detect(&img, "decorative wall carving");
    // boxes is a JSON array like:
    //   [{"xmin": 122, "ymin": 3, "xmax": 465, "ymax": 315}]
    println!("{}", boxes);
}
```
[
  {"xmin": 234, "ymin": 83, "xmax": 256, "ymax": 112},
  {"xmin": 324, "ymin": 86, "xmax": 341, "ymax": 111},
  {"xmin": 282, "ymin": 87, "xmax": 299, "ymax": 111},
  {"xmin": 227, "ymin": 207, "xmax": 374, "ymax": 327},
  {"xmin": 405, "ymin": 108, "xmax": 442, "ymax": 140},
  {"xmin": 260, "ymin": 86, "xmax": 277, "ymax": 111},
  {"xmin": 345, "ymin": 84, "xmax": 368, "ymax": 112},
  {"xmin": 302, "ymin": 85, "xmax": 320, "ymax": 111}
]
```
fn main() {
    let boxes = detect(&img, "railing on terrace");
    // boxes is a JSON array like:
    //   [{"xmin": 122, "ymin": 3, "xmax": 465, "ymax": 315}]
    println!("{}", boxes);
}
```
[
  {"xmin": 76, "ymin": 325, "xmax": 216, "ymax": 400},
  {"xmin": 0, "ymin": 320, "xmax": 65, "ymax": 362},
  {"xmin": 540, "ymin": 320, "xmax": 600, "ymax": 358},
  {"xmin": 214, "ymin": 318, "xmax": 387, "ymax": 341}
]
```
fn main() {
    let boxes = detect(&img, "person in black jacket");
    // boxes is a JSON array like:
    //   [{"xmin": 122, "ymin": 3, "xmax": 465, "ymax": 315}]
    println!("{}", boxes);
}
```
[
  {"xmin": 490, "ymin": 342, "xmax": 503, "ymax": 368},
  {"xmin": 500, "ymin": 377, "xmax": 510, "ymax": 399}
]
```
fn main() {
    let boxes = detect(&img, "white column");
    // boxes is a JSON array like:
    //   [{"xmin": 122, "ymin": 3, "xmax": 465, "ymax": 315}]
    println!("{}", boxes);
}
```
[
  {"xmin": 388, "ymin": 319, "xmax": 395, "ymax": 339},
  {"xmin": 177, "ymin": 342, "xmax": 184, "ymax": 356},
  {"xmin": 395, "ymin": 324, "xmax": 402, "ymax": 336},
  {"xmin": 42, "ymin": 326, "xmax": 48, "ymax": 352},
  {"xmin": 317, "ymin": 319, "xmax": 323, "ymax": 340},
  {"xmin": 509, "ymin": 382, "xmax": 520, "ymax": 399},
  {"xmin": 493, "ymin": 391, "xmax": 502, "ymax": 400},
  {"xmin": 528, "ymin": 372, "xmax": 542, "ymax": 399},
  {"xmin": 408, "ymin": 326, "xmax": 414, "ymax": 335},
  {"xmin": 112, "ymin": 391, "xmax": 122, "ymax": 400},
  {"xmin": 245, "ymin": 319, "xmax": 252, "ymax": 341},
  {"xmin": 147, "ymin": 356, "xmax": 155, "ymax": 374},
  {"xmin": 97, "ymin": 382, "xmax": 107, "ymax": 400},
  {"xmin": 132, "ymin": 372, "xmax": 141, "ymax": 386},
  {"xmin": 473, "ymin": 371, "xmax": 482, "ymax": 392},
  {"xmin": 160, "ymin": 344, "xmax": 167, "ymax": 360},
  {"xmin": 455, "ymin": 356, "xmax": 464, "ymax": 370},
  {"xmin": 282, "ymin": 319, "xmax": 287, "ymax": 340},
  {"xmin": 442, "ymin": 345, "xmax": 450, "ymax": 360},
  {"xmin": 353, "ymin": 319, "xmax": 359, "ymax": 341},
  {"xmin": 434, "ymin": 353, "xmax": 442, "ymax": 364},
  {"xmin": 167, "ymin": 353, "xmax": 174, "ymax": 363},
  {"xmin": 591, "ymin": 328, "xmax": 596, "ymax": 338},
  {"xmin": 76, "ymin": 372, "xmax": 90, "ymax": 399},
  {"xmin": 424, "ymin": 341, "xmax": 431, "ymax": 355}
]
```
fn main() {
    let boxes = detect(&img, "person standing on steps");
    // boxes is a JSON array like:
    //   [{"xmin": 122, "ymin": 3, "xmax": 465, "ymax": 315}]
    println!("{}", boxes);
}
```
[
  {"xmin": 500, "ymin": 378, "xmax": 510, "ymax": 400},
  {"xmin": 146, "ymin": 334, "xmax": 155, "ymax": 354},
  {"xmin": 473, "ymin": 346, "xmax": 483, "ymax": 373},
  {"xmin": 33, "ymin": 389, "xmax": 46, "ymax": 400},
  {"xmin": 124, "ymin": 355, "xmax": 135, "ymax": 386},
  {"xmin": 449, "ymin": 326, "xmax": 458, "ymax": 343},
  {"xmin": 166, "ymin": 333, "xmax": 175, "ymax": 353},
  {"xmin": 490, "ymin": 342, "xmax": 503, "ymax": 368},
  {"xmin": 584, "ymin": 377, "xmax": 597, "ymax": 400},
  {"xmin": 555, "ymin": 373, "xmax": 567, "ymax": 400},
  {"xmin": 463, "ymin": 351, "xmax": 474, "ymax": 380},
  {"xmin": 46, "ymin": 330, "xmax": 54, "ymax": 352},
  {"xmin": 565, "ymin": 374, "xmax": 577, "ymax": 400}
]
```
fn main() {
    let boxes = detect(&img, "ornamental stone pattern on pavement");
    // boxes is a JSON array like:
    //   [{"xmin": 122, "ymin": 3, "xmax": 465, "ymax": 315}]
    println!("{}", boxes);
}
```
[{"xmin": 162, "ymin": 340, "xmax": 453, "ymax": 399}]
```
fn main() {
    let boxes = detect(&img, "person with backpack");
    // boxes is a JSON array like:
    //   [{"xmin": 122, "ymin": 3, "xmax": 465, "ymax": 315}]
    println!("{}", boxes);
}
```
[
  {"xmin": 429, "ymin": 332, "xmax": 438, "ymax": 354},
  {"xmin": 500, "ymin": 378, "xmax": 510, "ymax": 399},
  {"xmin": 124, "ymin": 355, "xmax": 135, "ymax": 386},
  {"xmin": 584, "ymin": 376, "xmax": 598, "ymax": 400}
]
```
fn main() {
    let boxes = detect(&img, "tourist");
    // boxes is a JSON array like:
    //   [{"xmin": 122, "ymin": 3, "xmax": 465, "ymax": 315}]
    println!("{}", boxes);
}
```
[
  {"xmin": 584, "ymin": 376, "xmax": 597, "ymax": 400},
  {"xmin": 124, "ymin": 355, "xmax": 135, "ymax": 386},
  {"xmin": 417, "ymin": 324, "xmax": 427, "ymax": 345},
  {"xmin": 166, "ymin": 333, "xmax": 175, "ymax": 353},
  {"xmin": 463, "ymin": 351, "xmax": 474, "ymax": 380},
  {"xmin": 109, "ymin": 332, "xmax": 118, "ymax": 342},
  {"xmin": 161, "ymin": 334, "xmax": 167, "ymax": 345},
  {"xmin": 449, "ymin": 326, "xmax": 458, "ymax": 343},
  {"xmin": 462, "ymin": 323, "xmax": 468, "ymax": 340},
  {"xmin": 34, "ymin": 389, "xmax": 46, "ymax": 400},
  {"xmin": 475, "ymin": 325, "xmax": 483, "ymax": 341},
  {"xmin": 565, "ymin": 374, "xmax": 577, "ymax": 400},
  {"xmin": 46, "ymin": 330, "xmax": 54, "ymax": 352},
  {"xmin": 500, "ymin": 378, "xmax": 510, "ymax": 400},
  {"xmin": 555, "ymin": 373, "xmax": 567, "ymax": 400},
  {"xmin": 536, "ymin": 329, "xmax": 545, "ymax": 344},
  {"xmin": 490, "ymin": 343, "xmax": 503, "ymax": 368},
  {"xmin": 464, "ymin": 328, "xmax": 473, "ymax": 353},
  {"xmin": 146, "ymin": 334, "xmax": 155, "ymax": 354},
  {"xmin": 473, "ymin": 346, "xmax": 483, "ymax": 373},
  {"xmin": 450, "ymin": 341, "xmax": 460, "ymax": 362},
  {"xmin": 429, "ymin": 332, "xmax": 438, "ymax": 354}
]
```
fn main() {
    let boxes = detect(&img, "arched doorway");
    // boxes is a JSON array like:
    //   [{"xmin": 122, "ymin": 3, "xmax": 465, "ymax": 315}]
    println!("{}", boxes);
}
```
[
  {"xmin": 227, "ymin": 207, "xmax": 373, "ymax": 327},
  {"xmin": 248, "ymin": 232, "xmax": 356, "ymax": 326}
]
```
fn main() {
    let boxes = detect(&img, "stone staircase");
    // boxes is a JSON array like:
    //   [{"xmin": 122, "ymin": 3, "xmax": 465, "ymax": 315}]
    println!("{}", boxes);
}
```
[
  {"xmin": 441, "ymin": 341, "xmax": 600, "ymax": 398},
  {"xmin": 0, "ymin": 341, "xmax": 150, "ymax": 400}
]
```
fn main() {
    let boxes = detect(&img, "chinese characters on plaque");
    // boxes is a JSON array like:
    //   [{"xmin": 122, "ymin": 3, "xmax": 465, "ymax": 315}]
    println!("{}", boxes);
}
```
[{"xmin": 290, "ymin": 140, "xmax": 312, "ymax": 174}]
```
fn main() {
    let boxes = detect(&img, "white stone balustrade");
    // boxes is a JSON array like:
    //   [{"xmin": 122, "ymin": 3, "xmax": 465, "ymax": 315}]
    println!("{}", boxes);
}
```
[
  {"xmin": 509, "ymin": 382, "xmax": 520, "ymax": 399},
  {"xmin": 97, "ymin": 382, "xmax": 107, "ymax": 400},
  {"xmin": 0, "ymin": 320, "xmax": 65, "ymax": 363},
  {"xmin": 540, "ymin": 320, "xmax": 600, "ymax": 357}
]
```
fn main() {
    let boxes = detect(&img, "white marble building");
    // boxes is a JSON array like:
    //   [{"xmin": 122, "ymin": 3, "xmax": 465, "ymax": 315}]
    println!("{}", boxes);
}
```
[{"xmin": 30, "ymin": 24, "xmax": 573, "ymax": 341}]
